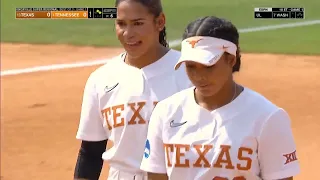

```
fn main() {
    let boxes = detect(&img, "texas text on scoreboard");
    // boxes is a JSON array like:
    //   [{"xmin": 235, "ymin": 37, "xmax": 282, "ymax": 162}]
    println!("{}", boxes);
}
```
[
  {"xmin": 254, "ymin": 8, "xmax": 305, "ymax": 19},
  {"xmin": 16, "ymin": 8, "xmax": 117, "ymax": 19}
]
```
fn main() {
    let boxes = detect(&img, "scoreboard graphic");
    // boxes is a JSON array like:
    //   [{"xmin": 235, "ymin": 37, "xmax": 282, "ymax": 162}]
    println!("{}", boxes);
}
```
[
  {"xmin": 15, "ymin": 8, "xmax": 117, "ymax": 19},
  {"xmin": 16, "ymin": 7, "xmax": 305, "ymax": 20},
  {"xmin": 254, "ymin": 7, "xmax": 304, "ymax": 19}
]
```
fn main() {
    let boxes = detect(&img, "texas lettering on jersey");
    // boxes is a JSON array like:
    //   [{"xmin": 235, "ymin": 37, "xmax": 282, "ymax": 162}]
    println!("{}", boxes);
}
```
[
  {"xmin": 101, "ymin": 101, "xmax": 158, "ymax": 130},
  {"xmin": 164, "ymin": 143, "xmax": 253, "ymax": 170}
]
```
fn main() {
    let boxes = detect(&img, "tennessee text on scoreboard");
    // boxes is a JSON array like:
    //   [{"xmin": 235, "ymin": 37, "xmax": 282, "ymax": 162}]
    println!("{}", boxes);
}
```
[
  {"xmin": 254, "ymin": 8, "xmax": 304, "ymax": 19},
  {"xmin": 15, "ymin": 8, "xmax": 117, "ymax": 19}
]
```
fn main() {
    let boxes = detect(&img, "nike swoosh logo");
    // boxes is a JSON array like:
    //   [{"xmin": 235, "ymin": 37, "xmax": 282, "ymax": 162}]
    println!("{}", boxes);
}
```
[
  {"xmin": 170, "ymin": 120, "xmax": 187, "ymax": 127},
  {"xmin": 104, "ymin": 83, "xmax": 119, "ymax": 93}
]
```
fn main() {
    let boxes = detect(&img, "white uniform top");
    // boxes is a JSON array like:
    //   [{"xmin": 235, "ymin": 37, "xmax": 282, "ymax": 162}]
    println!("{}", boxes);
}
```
[
  {"xmin": 76, "ymin": 49, "xmax": 192, "ymax": 173},
  {"xmin": 141, "ymin": 87, "xmax": 300, "ymax": 180}
]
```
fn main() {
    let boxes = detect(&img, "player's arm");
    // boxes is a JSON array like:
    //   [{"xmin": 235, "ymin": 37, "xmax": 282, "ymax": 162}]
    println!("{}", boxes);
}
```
[
  {"xmin": 258, "ymin": 108, "xmax": 300, "ymax": 180},
  {"xmin": 147, "ymin": 172, "xmax": 168, "ymax": 180},
  {"xmin": 74, "ymin": 140, "xmax": 107, "ymax": 180},
  {"xmin": 74, "ymin": 73, "xmax": 109, "ymax": 180},
  {"xmin": 140, "ymin": 103, "xmax": 168, "ymax": 180},
  {"xmin": 278, "ymin": 177, "xmax": 293, "ymax": 180}
]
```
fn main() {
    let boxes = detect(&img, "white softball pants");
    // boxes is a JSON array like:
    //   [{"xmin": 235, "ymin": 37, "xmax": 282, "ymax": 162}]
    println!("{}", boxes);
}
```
[{"xmin": 107, "ymin": 167, "xmax": 147, "ymax": 180}]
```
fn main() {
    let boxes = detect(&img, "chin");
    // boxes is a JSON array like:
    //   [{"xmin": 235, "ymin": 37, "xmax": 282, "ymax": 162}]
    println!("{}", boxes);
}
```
[
  {"xmin": 125, "ymin": 48, "xmax": 147, "ymax": 59},
  {"xmin": 196, "ymin": 87, "xmax": 216, "ymax": 97},
  {"xmin": 198, "ymin": 90, "xmax": 216, "ymax": 97},
  {"xmin": 125, "ymin": 50, "xmax": 145, "ymax": 59}
]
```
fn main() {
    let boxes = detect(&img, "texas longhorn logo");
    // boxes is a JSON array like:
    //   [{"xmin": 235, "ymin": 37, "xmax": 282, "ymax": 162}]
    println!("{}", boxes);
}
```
[{"xmin": 186, "ymin": 37, "xmax": 203, "ymax": 48}]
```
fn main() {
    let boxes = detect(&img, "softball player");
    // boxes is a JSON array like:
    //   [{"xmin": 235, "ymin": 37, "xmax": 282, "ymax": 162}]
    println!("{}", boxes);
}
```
[
  {"xmin": 73, "ymin": 0, "xmax": 192, "ymax": 179},
  {"xmin": 141, "ymin": 16, "xmax": 300, "ymax": 180}
]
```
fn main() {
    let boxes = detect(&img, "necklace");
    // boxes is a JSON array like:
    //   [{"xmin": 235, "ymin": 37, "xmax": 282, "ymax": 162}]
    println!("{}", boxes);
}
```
[{"xmin": 231, "ymin": 83, "xmax": 237, "ymax": 102}]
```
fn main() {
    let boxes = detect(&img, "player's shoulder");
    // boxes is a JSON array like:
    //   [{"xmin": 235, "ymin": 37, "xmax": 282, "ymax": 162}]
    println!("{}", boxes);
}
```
[
  {"xmin": 157, "ymin": 49, "xmax": 181, "ymax": 70},
  {"xmin": 91, "ymin": 53, "xmax": 125, "ymax": 77},
  {"xmin": 155, "ymin": 87, "xmax": 194, "ymax": 116},
  {"xmin": 165, "ymin": 49, "xmax": 193, "ymax": 89},
  {"xmin": 161, "ymin": 86, "xmax": 193, "ymax": 103},
  {"xmin": 87, "ymin": 52, "xmax": 125, "ymax": 83},
  {"xmin": 245, "ymin": 87, "xmax": 280, "ymax": 110},
  {"xmin": 166, "ymin": 49, "xmax": 183, "ymax": 69},
  {"xmin": 164, "ymin": 48, "xmax": 181, "ymax": 60},
  {"xmin": 243, "ymin": 87, "xmax": 287, "ymax": 121}
]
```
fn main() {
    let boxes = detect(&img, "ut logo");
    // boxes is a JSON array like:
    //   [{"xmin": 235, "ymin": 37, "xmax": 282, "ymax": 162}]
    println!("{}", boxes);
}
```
[
  {"xmin": 283, "ymin": 150, "xmax": 298, "ymax": 165},
  {"xmin": 186, "ymin": 37, "xmax": 202, "ymax": 48}
]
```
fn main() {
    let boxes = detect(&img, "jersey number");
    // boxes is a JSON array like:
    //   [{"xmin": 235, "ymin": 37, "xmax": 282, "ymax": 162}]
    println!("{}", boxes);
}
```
[{"xmin": 213, "ymin": 176, "xmax": 245, "ymax": 180}]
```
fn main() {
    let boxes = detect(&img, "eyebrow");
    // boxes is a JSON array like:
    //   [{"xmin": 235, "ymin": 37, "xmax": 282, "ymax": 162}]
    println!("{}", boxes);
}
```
[
  {"xmin": 131, "ymin": 18, "xmax": 145, "ymax": 21},
  {"xmin": 116, "ymin": 18, "xmax": 145, "ymax": 22}
]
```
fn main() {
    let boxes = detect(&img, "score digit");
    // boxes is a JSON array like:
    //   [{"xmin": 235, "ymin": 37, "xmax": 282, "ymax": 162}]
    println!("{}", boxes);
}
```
[{"xmin": 88, "ymin": 8, "xmax": 94, "ymax": 18}]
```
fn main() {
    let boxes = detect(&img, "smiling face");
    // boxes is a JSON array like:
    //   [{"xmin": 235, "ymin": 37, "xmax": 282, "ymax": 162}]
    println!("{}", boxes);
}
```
[
  {"xmin": 115, "ymin": 0, "xmax": 165, "ymax": 58},
  {"xmin": 185, "ymin": 53, "xmax": 236, "ymax": 97}
]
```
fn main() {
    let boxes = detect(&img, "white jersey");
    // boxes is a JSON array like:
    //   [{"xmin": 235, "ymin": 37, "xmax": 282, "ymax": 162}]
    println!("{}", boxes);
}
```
[
  {"xmin": 141, "ymin": 87, "xmax": 300, "ymax": 180},
  {"xmin": 76, "ymin": 49, "xmax": 192, "ymax": 173}
]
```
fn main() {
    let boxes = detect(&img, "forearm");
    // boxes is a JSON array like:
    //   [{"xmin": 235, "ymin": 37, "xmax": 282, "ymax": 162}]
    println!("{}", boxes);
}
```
[
  {"xmin": 147, "ymin": 172, "xmax": 168, "ymax": 180},
  {"xmin": 74, "ymin": 152, "xmax": 104, "ymax": 180},
  {"xmin": 74, "ymin": 140, "xmax": 107, "ymax": 180},
  {"xmin": 278, "ymin": 177, "xmax": 293, "ymax": 180}
]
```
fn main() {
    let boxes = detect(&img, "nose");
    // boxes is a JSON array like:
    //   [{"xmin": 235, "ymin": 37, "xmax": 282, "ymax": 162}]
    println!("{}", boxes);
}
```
[
  {"xmin": 122, "ymin": 25, "xmax": 135, "ymax": 39},
  {"xmin": 190, "ymin": 68, "xmax": 207, "ymax": 80}
]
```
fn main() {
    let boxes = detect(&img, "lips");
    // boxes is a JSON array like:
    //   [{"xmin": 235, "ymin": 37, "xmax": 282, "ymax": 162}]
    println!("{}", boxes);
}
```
[
  {"xmin": 125, "ymin": 41, "xmax": 142, "ymax": 46},
  {"xmin": 198, "ymin": 84, "xmax": 210, "ymax": 88},
  {"xmin": 196, "ymin": 84, "xmax": 212, "ymax": 91}
]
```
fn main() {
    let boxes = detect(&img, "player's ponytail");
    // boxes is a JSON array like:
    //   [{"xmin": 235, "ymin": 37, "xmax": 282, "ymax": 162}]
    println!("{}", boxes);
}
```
[
  {"xmin": 115, "ymin": 0, "xmax": 168, "ymax": 47},
  {"xmin": 159, "ymin": 26, "xmax": 169, "ymax": 47}
]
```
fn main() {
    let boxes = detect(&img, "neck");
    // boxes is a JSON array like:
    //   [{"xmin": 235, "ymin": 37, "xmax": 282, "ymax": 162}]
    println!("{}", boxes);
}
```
[
  {"xmin": 195, "ymin": 78, "xmax": 238, "ymax": 111},
  {"xmin": 125, "ymin": 44, "xmax": 169, "ymax": 69}
]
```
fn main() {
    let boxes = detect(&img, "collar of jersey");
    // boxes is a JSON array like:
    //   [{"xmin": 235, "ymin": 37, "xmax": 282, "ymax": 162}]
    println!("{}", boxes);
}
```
[
  {"xmin": 189, "ymin": 86, "xmax": 251, "ymax": 120},
  {"xmin": 120, "ymin": 50, "xmax": 176, "ymax": 80}
]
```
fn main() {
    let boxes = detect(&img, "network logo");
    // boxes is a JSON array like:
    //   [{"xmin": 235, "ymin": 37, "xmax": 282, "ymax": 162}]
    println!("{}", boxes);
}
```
[{"xmin": 144, "ymin": 139, "xmax": 150, "ymax": 158}]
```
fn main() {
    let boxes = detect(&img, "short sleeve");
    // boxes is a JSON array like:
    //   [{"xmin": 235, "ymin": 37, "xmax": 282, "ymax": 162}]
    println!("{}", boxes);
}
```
[
  {"xmin": 140, "ymin": 103, "xmax": 167, "ymax": 173},
  {"xmin": 258, "ymin": 108, "xmax": 300, "ymax": 179},
  {"xmin": 76, "ymin": 73, "xmax": 108, "ymax": 141}
]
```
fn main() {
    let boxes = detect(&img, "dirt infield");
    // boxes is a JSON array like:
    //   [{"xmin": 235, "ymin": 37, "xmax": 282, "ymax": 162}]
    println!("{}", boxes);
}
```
[{"xmin": 1, "ymin": 43, "xmax": 320, "ymax": 180}]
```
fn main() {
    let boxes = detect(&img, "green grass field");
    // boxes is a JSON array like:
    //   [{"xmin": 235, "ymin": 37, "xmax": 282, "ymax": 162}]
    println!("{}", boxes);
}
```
[{"xmin": 1, "ymin": 0, "xmax": 320, "ymax": 54}]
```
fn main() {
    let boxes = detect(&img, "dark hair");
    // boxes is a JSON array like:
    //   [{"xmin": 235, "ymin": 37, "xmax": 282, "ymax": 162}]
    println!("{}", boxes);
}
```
[
  {"xmin": 115, "ymin": 0, "xmax": 169, "ymax": 47},
  {"xmin": 182, "ymin": 16, "xmax": 241, "ymax": 72}
]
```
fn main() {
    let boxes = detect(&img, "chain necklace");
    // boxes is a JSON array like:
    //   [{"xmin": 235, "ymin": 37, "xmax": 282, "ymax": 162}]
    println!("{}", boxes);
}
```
[{"xmin": 231, "ymin": 83, "xmax": 238, "ymax": 102}]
